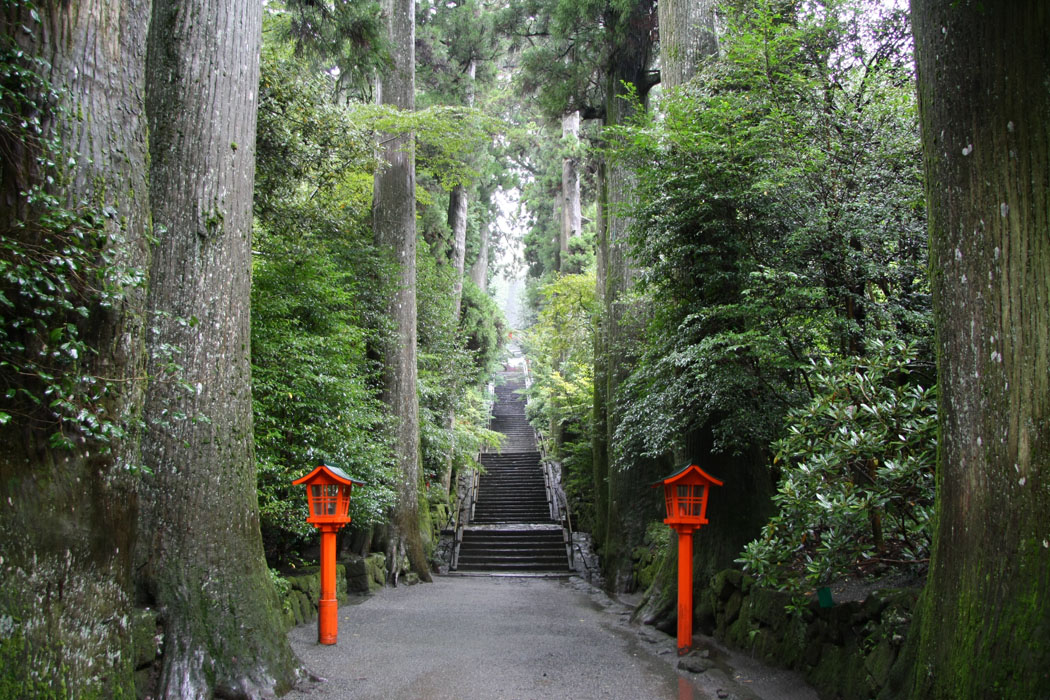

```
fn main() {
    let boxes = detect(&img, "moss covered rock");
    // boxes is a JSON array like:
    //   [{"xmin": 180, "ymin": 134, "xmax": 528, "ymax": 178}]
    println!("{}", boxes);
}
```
[
  {"xmin": 289, "ymin": 569, "xmax": 321, "ymax": 605},
  {"xmin": 656, "ymin": 568, "xmax": 922, "ymax": 700},
  {"xmin": 365, "ymin": 553, "xmax": 387, "ymax": 591},
  {"xmin": 748, "ymin": 587, "xmax": 793, "ymax": 631}
]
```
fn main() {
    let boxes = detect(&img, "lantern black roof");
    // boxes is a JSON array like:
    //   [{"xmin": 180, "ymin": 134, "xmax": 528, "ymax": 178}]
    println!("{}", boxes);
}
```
[
  {"xmin": 651, "ymin": 463, "xmax": 724, "ymax": 488},
  {"xmin": 292, "ymin": 463, "xmax": 366, "ymax": 487}
]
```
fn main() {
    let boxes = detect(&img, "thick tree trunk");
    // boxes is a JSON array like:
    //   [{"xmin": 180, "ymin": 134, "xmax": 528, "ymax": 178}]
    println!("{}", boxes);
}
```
[
  {"xmin": 138, "ymin": 1, "xmax": 300, "ymax": 696},
  {"xmin": 897, "ymin": 2, "xmax": 1050, "ymax": 697},
  {"xmin": 470, "ymin": 226, "xmax": 489, "ymax": 292},
  {"xmin": 0, "ymin": 2, "xmax": 151, "ymax": 695},
  {"xmin": 448, "ymin": 58, "xmax": 476, "ymax": 319},
  {"xmin": 375, "ymin": 0, "xmax": 432, "ymax": 582},
  {"xmin": 593, "ymin": 0, "xmax": 657, "ymax": 590},
  {"xmin": 448, "ymin": 185, "xmax": 469, "ymax": 318},
  {"xmin": 559, "ymin": 110, "xmax": 581, "ymax": 272},
  {"xmin": 657, "ymin": 0, "xmax": 716, "ymax": 88}
]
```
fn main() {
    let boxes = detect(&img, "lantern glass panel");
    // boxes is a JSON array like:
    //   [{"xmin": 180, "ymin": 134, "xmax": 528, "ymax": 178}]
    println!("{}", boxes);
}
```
[
  {"xmin": 676, "ymin": 484, "xmax": 705, "ymax": 517},
  {"xmin": 338, "ymin": 484, "xmax": 351, "ymax": 516},
  {"xmin": 311, "ymin": 484, "xmax": 341, "ymax": 516}
]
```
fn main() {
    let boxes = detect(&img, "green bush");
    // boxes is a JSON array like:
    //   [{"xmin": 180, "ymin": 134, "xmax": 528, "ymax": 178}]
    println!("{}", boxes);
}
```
[
  {"xmin": 522, "ymin": 272, "xmax": 598, "ymax": 530},
  {"xmin": 252, "ymin": 48, "xmax": 397, "ymax": 563},
  {"xmin": 739, "ymin": 339, "xmax": 936, "ymax": 597}
]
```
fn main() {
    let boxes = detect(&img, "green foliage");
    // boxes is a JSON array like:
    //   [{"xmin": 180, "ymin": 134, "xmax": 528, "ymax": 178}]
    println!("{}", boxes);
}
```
[
  {"xmin": 252, "ymin": 48, "xmax": 397, "ymax": 561},
  {"xmin": 520, "ymin": 119, "xmax": 599, "ymax": 285},
  {"xmin": 738, "ymin": 339, "xmax": 936, "ymax": 597},
  {"xmin": 0, "ymin": 7, "xmax": 145, "ymax": 451},
  {"xmin": 415, "ymin": 0, "xmax": 522, "ymax": 291},
  {"xmin": 523, "ymin": 272, "xmax": 598, "ymax": 528},
  {"xmin": 256, "ymin": 14, "xmax": 510, "ymax": 563},
  {"xmin": 610, "ymin": 0, "xmax": 928, "ymax": 466},
  {"xmin": 502, "ymin": 0, "xmax": 650, "ymax": 118},
  {"xmin": 272, "ymin": 0, "xmax": 389, "ymax": 101},
  {"xmin": 417, "ymin": 238, "xmax": 505, "ymax": 490},
  {"xmin": 459, "ymin": 279, "xmax": 506, "ymax": 373},
  {"xmin": 355, "ymin": 103, "xmax": 501, "ymax": 191},
  {"xmin": 417, "ymin": 0, "xmax": 501, "ymax": 106}
]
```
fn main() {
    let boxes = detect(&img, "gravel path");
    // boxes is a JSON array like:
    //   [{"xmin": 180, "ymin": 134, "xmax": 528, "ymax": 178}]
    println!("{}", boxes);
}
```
[{"xmin": 284, "ymin": 575, "xmax": 818, "ymax": 700}]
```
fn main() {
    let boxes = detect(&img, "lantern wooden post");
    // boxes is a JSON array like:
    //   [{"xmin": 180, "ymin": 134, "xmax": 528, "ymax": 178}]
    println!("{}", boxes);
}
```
[
  {"xmin": 317, "ymin": 523, "xmax": 339, "ymax": 644},
  {"xmin": 654, "ymin": 464, "xmax": 723, "ymax": 654},
  {"xmin": 675, "ymin": 523, "xmax": 695, "ymax": 653},
  {"xmin": 292, "ymin": 464, "xmax": 364, "ymax": 645}
]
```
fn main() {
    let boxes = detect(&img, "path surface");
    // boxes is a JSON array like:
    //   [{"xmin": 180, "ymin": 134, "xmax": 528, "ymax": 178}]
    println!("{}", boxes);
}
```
[{"xmin": 285, "ymin": 575, "xmax": 819, "ymax": 700}]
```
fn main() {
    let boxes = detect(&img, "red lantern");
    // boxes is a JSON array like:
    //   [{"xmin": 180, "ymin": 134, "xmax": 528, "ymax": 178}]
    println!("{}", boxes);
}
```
[
  {"xmin": 658, "ymin": 464, "xmax": 722, "ymax": 528},
  {"xmin": 293, "ymin": 464, "xmax": 364, "ymax": 644},
  {"xmin": 653, "ymin": 464, "xmax": 723, "ymax": 654},
  {"xmin": 294, "ymin": 463, "xmax": 361, "ymax": 526}
]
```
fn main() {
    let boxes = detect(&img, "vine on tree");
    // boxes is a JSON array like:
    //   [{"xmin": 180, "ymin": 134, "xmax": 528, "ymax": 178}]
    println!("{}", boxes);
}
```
[{"xmin": 0, "ymin": 11, "xmax": 145, "ymax": 451}]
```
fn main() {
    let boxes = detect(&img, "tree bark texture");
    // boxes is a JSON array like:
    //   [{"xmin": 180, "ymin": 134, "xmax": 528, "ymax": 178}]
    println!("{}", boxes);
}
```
[
  {"xmin": 901, "ymin": 2, "xmax": 1050, "ymax": 697},
  {"xmin": 657, "ymin": 0, "xmax": 716, "ymax": 88},
  {"xmin": 138, "ymin": 0, "xmax": 300, "ymax": 696},
  {"xmin": 0, "ymin": 1, "xmax": 151, "ymax": 694},
  {"xmin": 447, "ymin": 57, "xmax": 475, "ymax": 319},
  {"xmin": 374, "ymin": 0, "xmax": 432, "ymax": 581},
  {"xmin": 593, "ymin": 0, "xmax": 657, "ymax": 590},
  {"xmin": 470, "ymin": 224, "xmax": 489, "ymax": 292},
  {"xmin": 559, "ymin": 110, "xmax": 581, "ymax": 272},
  {"xmin": 448, "ymin": 184, "xmax": 469, "ymax": 318}
]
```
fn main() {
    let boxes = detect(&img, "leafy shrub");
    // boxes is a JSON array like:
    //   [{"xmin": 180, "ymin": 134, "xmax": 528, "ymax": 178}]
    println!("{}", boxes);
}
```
[
  {"xmin": 523, "ymin": 272, "xmax": 598, "ymax": 530},
  {"xmin": 252, "ymin": 48, "xmax": 397, "ymax": 563},
  {"xmin": 739, "ymin": 339, "xmax": 936, "ymax": 596}
]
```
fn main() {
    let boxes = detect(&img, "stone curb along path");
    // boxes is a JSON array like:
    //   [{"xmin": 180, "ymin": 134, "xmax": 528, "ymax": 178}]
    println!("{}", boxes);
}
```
[{"xmin": 284, "ymin": 574, "xmax": 819, "ymax": 700}]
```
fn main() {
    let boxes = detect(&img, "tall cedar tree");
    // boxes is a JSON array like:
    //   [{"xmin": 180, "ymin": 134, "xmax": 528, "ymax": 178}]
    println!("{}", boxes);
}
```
[
  {"xmin": 636, "ymin": 0, "xmax": 773, "ymax": 619},
  {"xmin": 374, "ymin": 0, "xmax": 432, "ymax": 581},
  {"xmin": 592, "ymin": 0, "xmax": 658, "ymax": 590},
  {"xmin": 897, "ymin": 2, "xmax": 1050, "ymax": 696},
  {"xmin": 559, "ymin": 110, "xmax": 581, "ymax": 271},
  {"xmin": 0, "ymin": 1, "xmax": 151, "ymax": 694},
  {"xmin": 138, "ymin": 0, "xmax": 301, "ymax": 694}
]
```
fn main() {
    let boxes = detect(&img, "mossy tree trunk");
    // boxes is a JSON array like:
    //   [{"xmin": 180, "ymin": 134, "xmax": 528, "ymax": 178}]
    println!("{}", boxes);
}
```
[
  {"xmin": 900, "ymin": 2, "xmax": 1050, "ymax": 697},
  {"xmin": 593, "ymin": 0, "xmax": 657, "ymax": 591},
  {"xmin": 374, "ymin": 0, "xmax": 432, "ymax": 582},
  {"xmin": 137, "ymin": 0, "xmax": 301, "ymax": 695},
  {"xmin": 0, "ymin": 1, "xmax": 152, "ymax": 695}
]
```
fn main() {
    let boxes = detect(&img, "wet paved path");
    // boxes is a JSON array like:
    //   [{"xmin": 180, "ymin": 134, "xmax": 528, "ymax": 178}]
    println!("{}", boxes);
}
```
[{"xmin": 285, "ymin": 575, "xmax": 818, "ymax": 700}]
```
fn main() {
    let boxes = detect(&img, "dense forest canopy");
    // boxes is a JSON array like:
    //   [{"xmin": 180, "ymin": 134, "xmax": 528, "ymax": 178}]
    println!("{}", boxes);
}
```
[{"xmin": 0, "ymin": 0, "xmax": 1046, "ymax": 697}]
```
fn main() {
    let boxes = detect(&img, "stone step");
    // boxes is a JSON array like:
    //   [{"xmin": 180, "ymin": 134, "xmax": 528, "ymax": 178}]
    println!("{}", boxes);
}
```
[
  {"xmin": 471, "ymin": 515, "xmax": 554, "ymax": 524},
  {"xmin": 456, "ymin": 528, "xmax": 570, "ymax": 572},
  {"xmin": 458, "ymin": 368, "xmax": 569, "ymax": 572}
]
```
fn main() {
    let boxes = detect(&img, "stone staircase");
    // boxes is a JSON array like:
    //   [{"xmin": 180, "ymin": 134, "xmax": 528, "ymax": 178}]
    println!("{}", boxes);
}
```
[{"xmin": 455, "ymin": 371, "xmax": 571, "ymax": 574}]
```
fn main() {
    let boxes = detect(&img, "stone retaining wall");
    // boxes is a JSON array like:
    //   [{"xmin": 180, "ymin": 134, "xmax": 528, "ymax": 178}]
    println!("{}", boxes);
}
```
[
  {"xmin": 277, "ymin": 553, "xmax": 387, "ymax": 629},
  {"xmin": 694, "ymin": 569, "xmax": 918, "ymax": 699}
]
